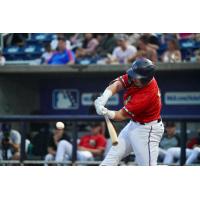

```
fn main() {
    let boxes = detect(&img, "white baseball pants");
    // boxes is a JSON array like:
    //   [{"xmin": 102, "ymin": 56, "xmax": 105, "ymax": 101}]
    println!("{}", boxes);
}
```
[
  {"xmin": 186, "ymin": 147, "xmax": 200, "ymax": 165},
  {"xmin": 163, "ymin": 147, "xmax": 192, "ymax": 165},
  {"xmin": 55, "ymin": 140, "xmax": 94, "ymax": 162},
  {"xmin": 101, "ymin": 120, "xmax": 164, "ymax": 166}
]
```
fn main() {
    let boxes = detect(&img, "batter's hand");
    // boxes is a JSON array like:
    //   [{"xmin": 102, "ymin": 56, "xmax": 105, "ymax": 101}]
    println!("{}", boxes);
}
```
[
  {"xmin": 94, "ymin": 104, "xmax": 115, "ymax": 119},
  {"xmin": 99, "ymin": 106, "xmax": 109, "ymax": 115},
  {"xmin": 94, "ymin": 100, "xmax": 106, "ymax": 115}
]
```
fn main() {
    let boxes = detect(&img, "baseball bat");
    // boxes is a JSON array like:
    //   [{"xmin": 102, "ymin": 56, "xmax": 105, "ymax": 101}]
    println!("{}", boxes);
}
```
[{"xmin": 104, "ymin": 115, "xmax": 118, "ymax": 146}]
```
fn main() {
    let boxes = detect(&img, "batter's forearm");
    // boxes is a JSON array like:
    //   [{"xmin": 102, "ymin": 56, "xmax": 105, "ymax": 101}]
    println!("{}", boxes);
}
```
[
  {"xmin": 95, "ymin": 81, "xmax": 123, "ymax": 108},
  {"xmin": 106, "ymin": 109, "xmax": 130, "ymax": 121},
  {"xmin": 106, "ymin": 80, "xmax": 123, "ymax": 96}
]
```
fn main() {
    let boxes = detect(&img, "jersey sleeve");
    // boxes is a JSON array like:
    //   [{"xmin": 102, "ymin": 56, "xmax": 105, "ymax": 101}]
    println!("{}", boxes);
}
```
[
  {"xmin": 109, "ymin": 74, "xmax": 131, "ymax": 89},
  {"xmin": 123, "ymin": 94, "xmax": 150, "ymax": 117}
]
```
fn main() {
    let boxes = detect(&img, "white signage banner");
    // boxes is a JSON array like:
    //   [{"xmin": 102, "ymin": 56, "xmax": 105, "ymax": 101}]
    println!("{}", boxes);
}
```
[{"xmin": 165, "ymin": 92, "xmax": 200, "ymax": 105}]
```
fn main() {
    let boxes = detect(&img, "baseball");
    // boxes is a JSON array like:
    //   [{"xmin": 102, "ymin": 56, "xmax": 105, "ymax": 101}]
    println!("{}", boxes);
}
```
[{"xmin": 56, "ymin": 121, "xmax": 65, "ymax": 129}]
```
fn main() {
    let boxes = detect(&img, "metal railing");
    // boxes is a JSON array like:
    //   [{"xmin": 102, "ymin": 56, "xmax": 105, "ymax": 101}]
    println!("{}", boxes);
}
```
[{"xmin": 0, "ymin": 115, "xmax": 200, "ymax": 166}]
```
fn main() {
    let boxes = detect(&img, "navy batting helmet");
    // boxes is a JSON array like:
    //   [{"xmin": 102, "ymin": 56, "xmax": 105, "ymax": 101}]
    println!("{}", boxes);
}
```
[{"xmin": 127, "ymin": 58, "xmax": 156, "ymax": 85}]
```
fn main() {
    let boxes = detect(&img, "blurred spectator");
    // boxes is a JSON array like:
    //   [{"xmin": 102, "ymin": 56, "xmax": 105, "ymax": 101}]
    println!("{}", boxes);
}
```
[
  {"xmin": 195, "ymin": 33, "xmax": 200, "ymax": 41},
  {"xmin": 126, "ymin": 33, "xmax": 141, "ymax": 46},
  {"xmin": 48, "ymin": 36, "xmax": 75, "ymax": 65},
  {"xmin": 40, "ymin": 42, "xmax": 53, "ymax": 64},
  {"xmin": 128, "ymin": 35, "xmax": 157, "ymax": 63},
  {"xmin": 51, "ymin": 33, "xmax": 71, "ymax": 50},
  {"xmin": 78, "ymin": 122, "xmax": 106, "ymax": 159},
  {"xmin": 190, "ymin": 49, "xmax": 200, "ymax": 62},
  {"xmin": 0, "ymin": 123, "xmax": 21, "ymax": 160},
  {"xmin": 143, "ymin": 33, "xmax": 160, "ymax": 50},
  {"xmin": 163, "ymin": 131, "xmax": 200, "ymax": 165},
  {"xmin": 4, "ymin": 33, "xmax": 28, "ymax": 47},
  {"xmin": 160, "ymin": 33, "xmax": 177, "ymax": 45},
  {"xmin": 177, "ymin": 33, "xmax": 195, "ymax": 40},
  {"xmin": 70, "ymin": 33, "xmax": 84, "ymax": 50},
  {"xmin": 107, "ymin": 34, "xmax": 137, "ymax": 64},
  {"xmin": 185, "ymin": 129, "xmax": 200, "ymax": 165},
  {"xmin": 55, "ymin": 122, "xmax": 107, "ymax": 162},
  {"xmin": 162, "ymin": 39, "xmax": 182, "ymax": 63},
  {"xmin": 96, "ymin": 33, "xmax": 116, "ymax": 57},
  {"xmin": 159, "ymin": 122, "xmax": 180, "ymax": 163},
  {"xmin": 75, "ymin": 33, "xmax": 99, "ymax": 59},
  {"xmin": 162, "ymin": 122, "xmax": 199, "ymax": 165},
  {"xmin": 0, "ymin": 50, "xmax": 6, "ymax": 66},
  {"xmin": 45, "ymin": 122, "xmax": 71, "ymax": 164}
]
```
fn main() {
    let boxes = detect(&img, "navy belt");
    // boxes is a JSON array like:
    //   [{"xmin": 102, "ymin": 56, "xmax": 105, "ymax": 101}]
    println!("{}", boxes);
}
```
[{"xmin": 132, "ymin": 118, "xmax": 161, "ymax": 125}]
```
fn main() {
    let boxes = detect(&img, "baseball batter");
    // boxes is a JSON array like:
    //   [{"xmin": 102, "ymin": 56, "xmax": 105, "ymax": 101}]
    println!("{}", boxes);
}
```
[{"xmin": 94, "ymin": 58, "xmax": 164, "ymax": 166}]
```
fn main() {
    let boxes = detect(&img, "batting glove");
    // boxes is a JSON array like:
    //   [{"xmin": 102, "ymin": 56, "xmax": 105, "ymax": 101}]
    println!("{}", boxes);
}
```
[{"xmin": 95, "ymin": 105, "xmax": 116, "ymax": 119}]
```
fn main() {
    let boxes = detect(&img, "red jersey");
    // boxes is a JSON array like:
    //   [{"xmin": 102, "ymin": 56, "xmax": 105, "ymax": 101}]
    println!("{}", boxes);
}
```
[
  {"xmin": 118, "ymin": 74, "xmax": 162, "ymax": 123},
  {"xmin": 78, "ymin": 134, "xmax": 106, "ymax": 149}
]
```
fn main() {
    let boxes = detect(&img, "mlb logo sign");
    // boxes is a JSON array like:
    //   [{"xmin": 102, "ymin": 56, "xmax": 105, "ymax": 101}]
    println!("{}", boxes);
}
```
[{"xmin": 52, "ymin": 89, "xmax": 79, "ymax": 110}]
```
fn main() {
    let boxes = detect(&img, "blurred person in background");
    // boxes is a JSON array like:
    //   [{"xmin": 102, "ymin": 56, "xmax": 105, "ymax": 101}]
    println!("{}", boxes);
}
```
[
  {"xmin": 128, "ymin": 35, "xmax": 157, "ymax": 63},
  {"xmin": 48, "ymin": 36, "xmax": 75, "ymax": 65},
  {"xmin": 96, "ymin": 33, "xmax": 116, "ymax": 57},
  {"xmin": 40, "ymin": 42, "xmax": 53, "ymax": 64},
  {"xmin": 190, "ymin": 49, "xmax": 200, "ymax": 62},
  {"xmin": 195, "ymin": 33, "xmax": 200, "ymax": 41},
  {"xmin": 162, "ymin": 38, "xmax": 182, "ymax": 63},
  {"xmin": 0, "ymin": 123, "xmax": 21, "ymax": 160},
  {"xmin": 185, "ymin": 129, "xmax": 200, "ymax": 165},
  {"xmin": 45, "ymin": 122, "xmax": 71, "ymax": 164},
  {"xmin": 107, "ymin": 34, "xmax": 137, "ymax": 64},
  {"xmin": 0, "ymin": 50, "xmax": 6, "ymax": 66},
  {"xmin": 78, "ymin": 122, "xmax": 106, "ymax": 160},
  {"xmin": 143, "ymin": 33, "xmax": 160, "ymax": 50},
  {"xmin": 70, "ymin": 33, "xmax": 84, "ymax": 50},
  {"xmin": 158, "ymin": 122, "xmax": 180, "ymax": 163},
  {"xmin": 126, "ymin": 33, "xmax": 141, "ymax": 46},
  {"xmin": 177, "ymin": 33, "xmax": 195, "ymax": 40},
  {"xmin": 162, "ymin": 123, "xmax": 200, "ymax": 165},
  {"xmin": 51, "ymin": 33, "xmax": 71, "ymax": 50},
  {"xmin": 160, "ymin": 33, "xmax": 177, "ymax": 45},
  {"xmin": 4, "ymin": 33, "xmax": 28, "ymax": 47},
  {"xmin": 75, "ymin": 33, "xmax": 99, "ymax": 60},
  {"xmin": 55, "ymin": 122, "xmax": 106, "ymax": 162}
]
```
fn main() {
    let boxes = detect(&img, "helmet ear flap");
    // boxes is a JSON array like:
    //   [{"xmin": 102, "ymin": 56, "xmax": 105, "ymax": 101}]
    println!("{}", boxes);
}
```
[
  {"xmin": 127, "ymin": 75, "xmax": 133, "ymax": 84},
  {"xmin": 140, "ymin": 76, "xmax": 153, "ymax": 85}
]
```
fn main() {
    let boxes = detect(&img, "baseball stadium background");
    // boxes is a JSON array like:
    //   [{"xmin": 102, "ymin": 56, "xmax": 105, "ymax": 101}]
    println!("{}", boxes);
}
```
[{"xmin": 0, "ymin": 33, "xmax": 200, "ymax": 166}]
